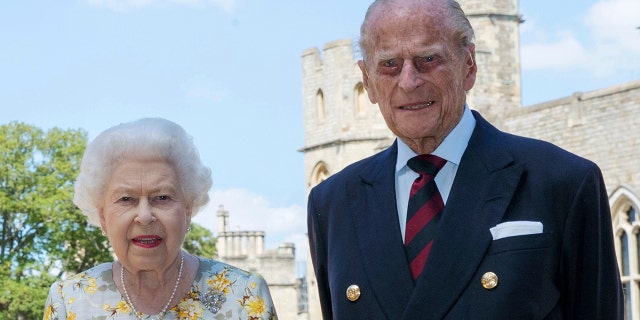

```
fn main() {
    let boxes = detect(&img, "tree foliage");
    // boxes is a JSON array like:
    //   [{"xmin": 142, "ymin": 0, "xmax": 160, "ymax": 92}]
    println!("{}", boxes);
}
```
[
  {"xmin": 0, "ymin": 122, "xmax": 111, "ymax": 319},
  {"xmin": 0, "ymin": 122, "xmax": 217, "ymax": 319},
  {"xmin": 183, "ymin": 223, "xmax": 217, "ymax": 258}
]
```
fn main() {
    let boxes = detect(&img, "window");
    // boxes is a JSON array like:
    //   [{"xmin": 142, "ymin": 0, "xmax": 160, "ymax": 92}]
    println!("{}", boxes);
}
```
[
  {"xmin": 611, "ymin": 187, "xmax": 640, "ymax": 319},
  {"xmin": 354, "ymin": 83, "xmax": 368, "ymax": 116},
  {"xmin": 622, "ymin": 231, "xmax": 630, "ymax": 276},
  {"xmin": 310, "ymin": 162, "xmax": 329, "ymax": 188},
  {"xmin": 316, "ymin": 89, "xmax": 325, "ymax": 122}
]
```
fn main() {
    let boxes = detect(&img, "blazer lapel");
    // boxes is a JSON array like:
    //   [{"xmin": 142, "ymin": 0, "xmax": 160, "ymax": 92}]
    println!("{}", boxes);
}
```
[
  {"xmin": 348, "ymin": 142, "xmax": 415, "ymax": 319},
  {"xmin": 402, "ymin": 112, "xmax": 525, "ymax": 319}
]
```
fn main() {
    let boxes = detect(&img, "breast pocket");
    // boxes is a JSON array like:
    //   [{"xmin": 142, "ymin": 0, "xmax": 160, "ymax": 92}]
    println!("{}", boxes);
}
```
[{"xmin": 487, "ymin": 232, "xmax": 552, "ymax": 255}]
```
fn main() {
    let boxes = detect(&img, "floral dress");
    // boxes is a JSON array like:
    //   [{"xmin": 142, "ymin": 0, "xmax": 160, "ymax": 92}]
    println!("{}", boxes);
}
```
[{"xmin": 43, "ymin": 258, "xmax": 278, "ymax": 320}]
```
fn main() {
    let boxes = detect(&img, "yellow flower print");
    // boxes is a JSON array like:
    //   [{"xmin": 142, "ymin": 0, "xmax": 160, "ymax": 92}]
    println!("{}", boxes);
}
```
[
  {"xmin": 43, "ymin": 304, "xmax": 56, "ymax": 320},
  {"xmin": 177, "ymin": 299, "xmax": 204, "ymax": 319},
  {"xmin": 208, "ymin": 270, "xmax": 232, "ymax": 294},
  {"xmin": 84, "ymin": 277, "xmax": 98, "ymax": 294},
  {"xmin": 250, "ymin": 281, "xmax": 257, "ymax": 289},
  {"xmin": 67, "ymin": 310, "xmax": 77, "ymax": 320},
  {"xmin": 187, "ymin": 287, "xmax": 200, "ymax": 300},
  {"xmin": 68, "ymin": 297, "xmax": 75, "ymax": 304},
  {"xmin": 115, "ymin": 301, "xmax": 131, "ymax": 313},
  {"xmin": 245, "ymin": 295, "xmax": 266, "ymax": 317},
  {"xmin": 102, "ymin": 301, "xmax": 131, "ymax": 318}
]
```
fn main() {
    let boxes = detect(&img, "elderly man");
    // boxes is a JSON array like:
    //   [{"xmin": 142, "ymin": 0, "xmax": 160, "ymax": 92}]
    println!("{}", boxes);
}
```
[{"xmin": 307, "ymin": 0, "xmax": 623, "ymax": 319}]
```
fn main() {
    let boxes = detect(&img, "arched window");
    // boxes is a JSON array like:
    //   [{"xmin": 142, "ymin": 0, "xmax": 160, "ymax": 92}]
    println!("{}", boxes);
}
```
[
  {"xmin": 611, "ymin": 187, "xmax": 640, "ymax": 319},
  {"xmin": 354, "ymin": 83, "xmax": 368, "ymax": 116},
  {"xmin": 316, "ymin": 89, "xmax": 326, "ymax": 122},
  {"xmin": 310, "ymin": 162, "xmax": 329, "ymax": 188}
]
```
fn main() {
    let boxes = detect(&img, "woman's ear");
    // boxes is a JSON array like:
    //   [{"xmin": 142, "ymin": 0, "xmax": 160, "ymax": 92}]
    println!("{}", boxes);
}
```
[
  {"xmin": 99, "ymin": 209, "xmax": 108, "ymax": 236},
  {"xmin": 186, "ymin": 205, "xmax": 193, "ymax": 227}
]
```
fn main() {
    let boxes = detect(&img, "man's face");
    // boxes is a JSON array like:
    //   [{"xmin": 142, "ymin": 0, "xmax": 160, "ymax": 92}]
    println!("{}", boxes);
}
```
[{"xmin": 358, "ymin": 2, "xmax": 476, "ymax": 154}]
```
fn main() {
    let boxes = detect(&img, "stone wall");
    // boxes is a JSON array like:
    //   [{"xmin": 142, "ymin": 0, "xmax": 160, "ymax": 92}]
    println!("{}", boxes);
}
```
[{"xmin": 500, "ymin": 81, "xmax": 640, "ymax": 198}]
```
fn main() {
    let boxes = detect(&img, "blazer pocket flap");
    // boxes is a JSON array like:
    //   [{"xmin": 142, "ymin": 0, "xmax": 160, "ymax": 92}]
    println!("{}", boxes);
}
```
[
  {"xmin": 490, "ymin": 221, "xmax": 543, "ymax": 240},
  {"xmin": 487, "ymin": 232, "xmax": 552, "ymax": 254}
]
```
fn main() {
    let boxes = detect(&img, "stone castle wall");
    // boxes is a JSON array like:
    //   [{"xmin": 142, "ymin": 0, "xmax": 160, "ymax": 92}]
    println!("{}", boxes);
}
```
[{"xmin": 501, "ymin": 81, "xmax": 640, "ymax": 199}]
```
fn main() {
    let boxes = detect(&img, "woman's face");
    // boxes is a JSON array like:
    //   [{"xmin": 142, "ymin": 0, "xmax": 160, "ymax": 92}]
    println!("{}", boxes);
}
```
[{"xmin": 99, "ymin": 158, "xmax": 191, "ymax": 272}]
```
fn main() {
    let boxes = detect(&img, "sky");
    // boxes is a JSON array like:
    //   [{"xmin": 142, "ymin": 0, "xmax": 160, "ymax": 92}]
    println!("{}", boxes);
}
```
[{"xmin": 2, "ymin": 0, "xmax": 639, "ymax": 263}]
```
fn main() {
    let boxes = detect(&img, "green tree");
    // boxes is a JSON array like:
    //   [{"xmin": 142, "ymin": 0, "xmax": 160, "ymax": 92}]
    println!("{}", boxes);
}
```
[
  {"xmin": 183, "ymin": 223, "xmax": 217, "ymax": 258},
  {"xmin": 0, "ymin": 122, "xmax": 111, "ymax": 319}
]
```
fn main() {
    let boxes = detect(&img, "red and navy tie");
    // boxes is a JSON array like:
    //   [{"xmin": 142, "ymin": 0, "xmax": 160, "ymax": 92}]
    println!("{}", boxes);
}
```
[{"xmin": 404, "ymin": 154, "xmax": 447, "ymax": 280}]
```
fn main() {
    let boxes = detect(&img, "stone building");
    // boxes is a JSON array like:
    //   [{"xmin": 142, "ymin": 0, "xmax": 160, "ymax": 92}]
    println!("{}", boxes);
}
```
[
  {"xmin": 214, "ymin": 205, "xmax": 302, "ymax": 319},
  {"xmin": 300, "ymin": 0, "xmax": 640, "ymax": 319}
]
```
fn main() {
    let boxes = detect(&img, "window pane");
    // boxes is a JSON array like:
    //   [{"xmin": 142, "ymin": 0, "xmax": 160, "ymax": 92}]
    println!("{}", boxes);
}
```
[
  {"xmin": 624, "ymin": 282, "xmax": 631, "ymax": 320},
  {"xmin": 622, "ymin": 282, "xmax": 633, "ymax": 320},
  {"xmin": 637, "ymin": 231, "xmax": 640, "ymax": 274},
  {"xmin": 622, "ymin": 232, "xmax": 630, "ymax": 276}
]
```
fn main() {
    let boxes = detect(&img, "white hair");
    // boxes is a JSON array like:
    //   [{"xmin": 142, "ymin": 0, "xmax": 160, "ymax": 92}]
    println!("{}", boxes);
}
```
[
  {"xmin": 73, "ymin": 118, "xmax": 212, "ymax": 226},
  {"xmin": 359, "ymin": 0, "xmax": 475, "ymax": 64}
]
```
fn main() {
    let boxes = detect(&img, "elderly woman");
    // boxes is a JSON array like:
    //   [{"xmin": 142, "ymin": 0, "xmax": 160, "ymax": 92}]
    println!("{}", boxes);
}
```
[{"xmin": 43, "ymin": 118, "xmax": 277, "ymax": 320}]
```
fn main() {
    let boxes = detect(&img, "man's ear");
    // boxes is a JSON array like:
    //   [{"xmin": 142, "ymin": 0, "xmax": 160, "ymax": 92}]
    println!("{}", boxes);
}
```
[
  {"xmin": 463, "ymin": 45, "xmax": 477, "ymax": 91},
  {"xmin": 358, "ymin": 60, "xmax": 378, "ymax": 104}
]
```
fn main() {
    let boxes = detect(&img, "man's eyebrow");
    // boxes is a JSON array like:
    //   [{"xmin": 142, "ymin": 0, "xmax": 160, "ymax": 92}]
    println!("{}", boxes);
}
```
[{"xmin": 373, "ymin": 46, "xmax": 445, "ymax": 62}]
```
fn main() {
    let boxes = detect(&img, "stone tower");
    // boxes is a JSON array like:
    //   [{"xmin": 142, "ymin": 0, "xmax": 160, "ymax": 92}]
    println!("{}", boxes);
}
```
[
  {"xmin": 300, "ymin": 39, "xmax": 394, "ymax": 192},
  {"xmin": 300, "ymin": 1, "xmax": 523, "ymax": 319},
  {"xmin": 463, "ymin": 0, "xmax": 522, "ymax": 124}
]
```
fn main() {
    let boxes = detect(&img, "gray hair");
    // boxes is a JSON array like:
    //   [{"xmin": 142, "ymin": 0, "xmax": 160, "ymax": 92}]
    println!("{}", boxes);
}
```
[
  {"xmin": 73, "ymin": 118, "xmax": 212, "ymax": 226},
  {"xmin": 359, "ymin": 0, "xmax": 475, "ymax": 64}
]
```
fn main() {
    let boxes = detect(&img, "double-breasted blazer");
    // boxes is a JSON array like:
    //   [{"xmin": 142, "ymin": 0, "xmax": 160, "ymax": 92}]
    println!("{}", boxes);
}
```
[{"xmin": 307, "ymin": 111, "xmax": 623, "ymax": 319}]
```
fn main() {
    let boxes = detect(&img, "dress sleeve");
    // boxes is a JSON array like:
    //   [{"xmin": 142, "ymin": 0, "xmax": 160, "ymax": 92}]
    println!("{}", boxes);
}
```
[
  {"xmin": 43, "ymin": 282, "xmax": 67, "ymax": 320},
  {"xmin": 239, "ymin": 272, "xmax": 278, "ymax": 320}
]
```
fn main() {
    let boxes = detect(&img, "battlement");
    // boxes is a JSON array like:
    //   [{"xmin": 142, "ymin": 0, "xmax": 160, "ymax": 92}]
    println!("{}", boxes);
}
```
[{"xmin": 301, "ymin": 39, "xmax": 356, "ymax": 72}]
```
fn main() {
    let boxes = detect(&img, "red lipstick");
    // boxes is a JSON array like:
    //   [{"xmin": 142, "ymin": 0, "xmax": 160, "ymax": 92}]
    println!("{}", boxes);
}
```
[{"xmin": 132, "ymin": 235, "xmax": 163, "ymax": 248}]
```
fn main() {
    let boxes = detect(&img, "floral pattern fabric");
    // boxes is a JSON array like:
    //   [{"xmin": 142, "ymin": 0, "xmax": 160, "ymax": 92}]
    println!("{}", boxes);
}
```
[{"xmin": 43, "ymin": 258, "xmax": 277, "ymax": 320}]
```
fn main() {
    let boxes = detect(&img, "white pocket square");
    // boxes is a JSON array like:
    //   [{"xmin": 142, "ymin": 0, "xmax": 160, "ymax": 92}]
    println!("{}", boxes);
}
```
[{"xmin": 490, "ymin": 221, "xmax": 543, "ymax": 240}]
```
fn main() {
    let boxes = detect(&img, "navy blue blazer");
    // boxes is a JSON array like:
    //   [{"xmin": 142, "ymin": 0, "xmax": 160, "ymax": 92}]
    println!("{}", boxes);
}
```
[{"xmin": 307, "ymin": 111, "xmax": 623, "ymax": 319}]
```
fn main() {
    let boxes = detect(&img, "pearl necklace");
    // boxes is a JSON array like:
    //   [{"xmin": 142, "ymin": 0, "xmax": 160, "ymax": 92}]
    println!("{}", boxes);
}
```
[{"xmin": 120, "ymin": 252, "xmax": 184, "ymax": 320}]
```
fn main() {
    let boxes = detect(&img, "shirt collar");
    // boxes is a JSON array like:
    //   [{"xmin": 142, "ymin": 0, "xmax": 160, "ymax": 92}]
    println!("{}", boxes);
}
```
[{"xmin": 396, "ymin": 104, "xmax": 476, "ymax": 172}]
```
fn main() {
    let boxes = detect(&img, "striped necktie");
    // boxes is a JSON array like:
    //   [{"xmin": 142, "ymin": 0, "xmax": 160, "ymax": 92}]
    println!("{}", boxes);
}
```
[{"xmin": 404, "ymin": 154, "xmax": 447, "ymax": 280}]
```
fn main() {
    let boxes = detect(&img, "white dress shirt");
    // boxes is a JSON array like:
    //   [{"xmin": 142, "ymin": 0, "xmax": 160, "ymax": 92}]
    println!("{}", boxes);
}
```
[{"xmin": 395, "ymin": 105, "xmax": 476, "ymax": 241}]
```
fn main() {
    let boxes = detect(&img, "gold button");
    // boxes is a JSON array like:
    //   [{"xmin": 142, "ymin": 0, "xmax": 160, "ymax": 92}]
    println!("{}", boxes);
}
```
[
  {"xmin": 481, "ymin": 272, "xmax": 498, "ymax": 289},
  {"xmin": 346, "ymin": 284, "xmax": 361, "ymax": 301}
]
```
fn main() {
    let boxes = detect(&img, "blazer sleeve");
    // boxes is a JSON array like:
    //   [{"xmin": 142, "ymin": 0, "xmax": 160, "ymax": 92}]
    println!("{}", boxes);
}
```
[
  {"xmin": 561, "ymin": 164, "xmax": 623, "ymax": 318},
  {"xmin": 307, "ymin": 188, "xmax": 334, "ymax": 320}
]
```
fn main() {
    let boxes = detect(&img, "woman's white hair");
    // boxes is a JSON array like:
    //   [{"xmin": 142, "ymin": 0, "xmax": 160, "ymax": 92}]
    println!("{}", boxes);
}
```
[{"xmin": 73, "ymin": 118, "xmax": 212, "ymax": 226}]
